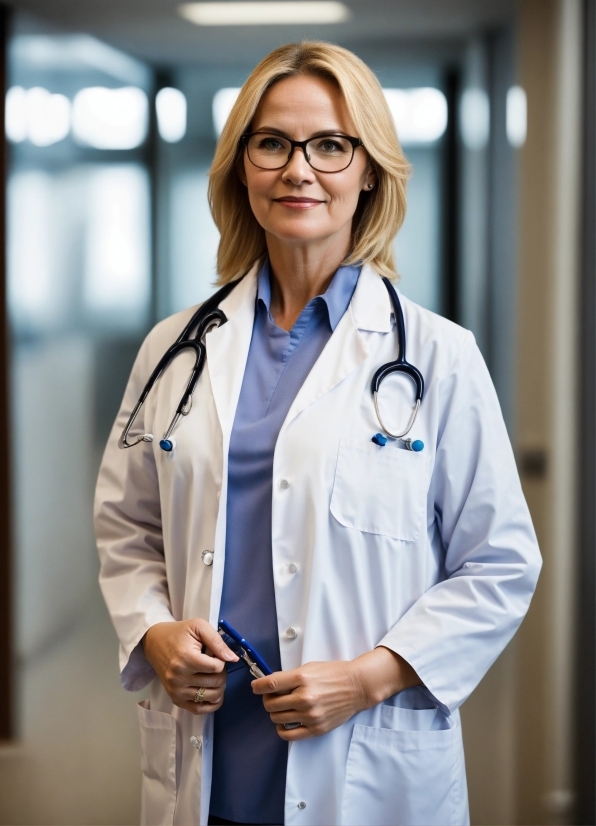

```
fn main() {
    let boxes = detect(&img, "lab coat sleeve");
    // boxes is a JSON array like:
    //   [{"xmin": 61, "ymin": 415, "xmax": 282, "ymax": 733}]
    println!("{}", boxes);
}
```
[
  {"xmin": 94, "ymin": 330, "xmax": 175, "ymax": 692},
  {"xmin": 377, "ymin": 331, "xmax": 542, "ymax": 714}
]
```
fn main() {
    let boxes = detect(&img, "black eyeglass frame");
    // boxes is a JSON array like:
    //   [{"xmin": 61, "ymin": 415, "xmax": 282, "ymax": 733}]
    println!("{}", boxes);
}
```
[{"xmin": 240, "ymin": 131, "xmax": 364, "ymax": 173}]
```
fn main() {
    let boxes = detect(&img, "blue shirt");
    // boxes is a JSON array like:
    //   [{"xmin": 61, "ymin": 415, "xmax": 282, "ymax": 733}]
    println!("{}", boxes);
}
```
[{"xmin": 210, "ymin": 259, "xmax": 361, "ymax": 824}]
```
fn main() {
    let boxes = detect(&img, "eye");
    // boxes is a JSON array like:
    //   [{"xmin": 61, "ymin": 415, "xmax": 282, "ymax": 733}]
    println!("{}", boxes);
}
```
[
  {"xmin": 315, "ymin": 137, "xmax": 349, "ymax": 154},
  {"xmin": 257, "ymin": 136, "xmax": 286, "ymax": 152}
]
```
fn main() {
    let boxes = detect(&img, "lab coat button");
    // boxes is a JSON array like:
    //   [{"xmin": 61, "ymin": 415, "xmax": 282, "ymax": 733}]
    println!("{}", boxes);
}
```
[
  {"xmin": 279, "ymin": 479, "xmax": 290, "ymax": 489},
  {"xmin": 298, "ymin": 801, "xmax": 306, "ymax": 809},
  {"xmin": 286, "ymin": 627, "xmax": 297, "ymax": 640},
  {"xmin": 288, "ymin": 562, "xmax": 297, "ymax": 573},
  {"xmin": 201, "ymin": 550, "xmax": 214, "ymax": 566},
  {"xmin": 190, "ymin": 736, "xmax": 202, "ymax": 751}
]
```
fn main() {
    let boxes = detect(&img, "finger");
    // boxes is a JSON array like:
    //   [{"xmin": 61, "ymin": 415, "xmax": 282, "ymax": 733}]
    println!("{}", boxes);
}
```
[
  {"xmin": 261, "ymin": 692, "xmax": 303, "ymax": 713},
  {"xmin": 252, "ymin": 669, "xmax": 301, "ymax": 695},
  {"xmin": 179, "ymin": 697, "xmax": 225, "ymax": 716},
  {"xmin": 276, "ymin": 723, "xmax": 312, "ymax": 741},
  {"xmin": 187, "ymin": 650, "xmax": 229, "ymax": 674},
  {"xmin": 192, "ymin": 619, "xmax": 238, "ymax": 663},
  {"xmin": 188, "ymin": 671, "xmax": 228, "ymax": 689},
  {"xmin": 184, "ymin": 686, "xmax": 224, "ymax": 705},
  {"xmin": 268, "ymin": 709, "xmax": 305, "ymax": 725}
]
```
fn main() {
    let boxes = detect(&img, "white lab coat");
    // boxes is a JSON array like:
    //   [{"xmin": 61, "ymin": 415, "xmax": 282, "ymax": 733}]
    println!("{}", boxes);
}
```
[{"xmin": 95, "ymin": 262, "xmax": 541, "ymax": 826}]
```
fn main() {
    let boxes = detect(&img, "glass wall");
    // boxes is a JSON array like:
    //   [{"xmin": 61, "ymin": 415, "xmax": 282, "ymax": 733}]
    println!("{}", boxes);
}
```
[{"xmin": 8, "ymin": 29, "xmax": 152, "ymax": 659}]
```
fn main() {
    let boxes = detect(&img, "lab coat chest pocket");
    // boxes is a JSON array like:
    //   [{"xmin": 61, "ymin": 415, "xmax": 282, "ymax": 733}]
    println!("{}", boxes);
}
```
[
  {"xmin": 138, "ymin": 700, "xmax": 177, "ymax": 826},
  {"xmin": 330, "ymin": 437, "xmax": 428, "ymax": 541},
  {"xmin": 341, "ymin": 716, "xmax": 467, "ymax": 826}
]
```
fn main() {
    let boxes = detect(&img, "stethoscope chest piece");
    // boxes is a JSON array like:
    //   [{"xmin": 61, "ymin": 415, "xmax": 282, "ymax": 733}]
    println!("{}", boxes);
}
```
[{"xmin": 370, "ymin": 278, "xmax": 425, "ymax": 452}]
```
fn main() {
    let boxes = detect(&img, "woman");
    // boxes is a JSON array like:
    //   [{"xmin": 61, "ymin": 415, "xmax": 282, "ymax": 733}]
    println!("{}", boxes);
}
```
[{"xmin": 95, "ymin": 42, "xmax": 541, "ymax": 826}]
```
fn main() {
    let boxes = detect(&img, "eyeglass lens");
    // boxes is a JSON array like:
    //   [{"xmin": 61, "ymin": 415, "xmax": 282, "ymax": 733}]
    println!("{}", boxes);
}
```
[{"xmin": 246, "ymin": 133, "xmax": 356, "ymax": 172}]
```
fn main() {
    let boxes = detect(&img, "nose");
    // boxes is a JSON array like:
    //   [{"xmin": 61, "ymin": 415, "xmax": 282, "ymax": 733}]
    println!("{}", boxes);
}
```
[{"xmin": 281, "ymin": 145, "xmax": 316, "ymax": 185}]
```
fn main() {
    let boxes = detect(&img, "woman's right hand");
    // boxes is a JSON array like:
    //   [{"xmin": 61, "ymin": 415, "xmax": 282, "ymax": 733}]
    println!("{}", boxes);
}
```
[{"xmin": 143, "ymin": 619, "xmax": 238, "ymax": 715}]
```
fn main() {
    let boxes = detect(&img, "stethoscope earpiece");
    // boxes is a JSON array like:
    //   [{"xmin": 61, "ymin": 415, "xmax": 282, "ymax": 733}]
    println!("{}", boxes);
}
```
[
  {"xmin": 159, "ymin": 438, "xmax": 176, "ymax": 452},
  {"xmin": 372, "ymin": 433, "xmax": 388, "ymax": 447}
]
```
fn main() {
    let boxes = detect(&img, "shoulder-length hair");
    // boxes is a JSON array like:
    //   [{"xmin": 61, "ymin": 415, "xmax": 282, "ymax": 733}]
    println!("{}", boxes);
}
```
[{"xmin": 209, "ymin": 41, "xmax": 410, "ymax": 284}]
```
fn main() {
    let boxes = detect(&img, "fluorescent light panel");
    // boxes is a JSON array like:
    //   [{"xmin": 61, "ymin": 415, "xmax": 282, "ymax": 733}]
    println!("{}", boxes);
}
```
[{"xmin": 178, "ymin": 2, "xmax": 350, "ymax": 26}]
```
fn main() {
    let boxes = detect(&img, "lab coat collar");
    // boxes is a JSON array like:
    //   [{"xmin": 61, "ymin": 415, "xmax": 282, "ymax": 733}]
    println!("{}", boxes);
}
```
[
  {"xmin": 205, "ymin": 260, "xmax": 392, "ymax": 438},
  {"xmin": 204, "ymin": 263, "xmax": 258, "ymax": 440},
  {"xmin": 350, "ymin": 262, "xmax": 393, "ymax": 333}
]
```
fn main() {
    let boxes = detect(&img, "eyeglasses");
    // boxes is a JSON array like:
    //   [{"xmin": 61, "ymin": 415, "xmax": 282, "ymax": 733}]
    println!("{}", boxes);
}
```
[{"xmin": 240, "ymin": 131, "xmax": 364, "ymax": 173}]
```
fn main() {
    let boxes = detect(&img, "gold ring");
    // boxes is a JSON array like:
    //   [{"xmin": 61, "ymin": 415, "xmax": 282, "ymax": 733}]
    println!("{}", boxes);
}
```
[{"xmin": 193, "ymin": 687, "xmax": 206, "ymax": 704}]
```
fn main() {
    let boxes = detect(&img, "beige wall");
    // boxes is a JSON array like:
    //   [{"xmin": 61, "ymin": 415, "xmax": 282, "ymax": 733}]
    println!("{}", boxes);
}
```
[
  {"xmin": 462, "ymin": 2, "xmax": 582, "ymax": 824},
  {"xmin": 515, "ymin": 0, "xmax": 580, "ymax": 822}
]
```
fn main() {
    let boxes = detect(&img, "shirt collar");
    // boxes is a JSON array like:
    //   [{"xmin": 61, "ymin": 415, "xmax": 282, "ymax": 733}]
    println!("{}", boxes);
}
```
[{"xmin": 256, "ymin": 258, "xmax": 361, "ymax": 332}]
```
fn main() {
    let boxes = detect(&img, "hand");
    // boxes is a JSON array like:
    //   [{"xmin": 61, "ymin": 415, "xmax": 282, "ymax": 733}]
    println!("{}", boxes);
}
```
[
  {"xmin": 143, "ymin": 619, "xmax": 238, "ymax": 715},
  {"xmin": 252, "ymin": 647, "xmax": 421, "ymax": 740}
]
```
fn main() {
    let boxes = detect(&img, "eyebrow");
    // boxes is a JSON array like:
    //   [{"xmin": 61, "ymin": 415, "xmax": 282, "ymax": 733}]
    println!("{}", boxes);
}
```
[{"xmin": 251, "ymin": 126, "xmax": 352, "ymax": 139}]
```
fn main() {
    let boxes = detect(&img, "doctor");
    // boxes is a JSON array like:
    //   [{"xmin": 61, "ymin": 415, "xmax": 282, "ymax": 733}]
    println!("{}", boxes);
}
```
[{"xmin": 95, "ymin": 41, "xmax": 541, "ymax": 826}]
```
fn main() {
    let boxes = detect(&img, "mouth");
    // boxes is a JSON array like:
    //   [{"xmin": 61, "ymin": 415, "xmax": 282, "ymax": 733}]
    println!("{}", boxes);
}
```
[{"xmin": 273, "ymin": 196, "xmax": 325, "ymax": 210}]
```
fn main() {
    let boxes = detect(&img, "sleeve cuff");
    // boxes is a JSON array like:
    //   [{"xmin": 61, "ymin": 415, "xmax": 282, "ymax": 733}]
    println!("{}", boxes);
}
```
[{"xmin": 375, "ymin": 641, "xmax": 451, "ymax": 716}]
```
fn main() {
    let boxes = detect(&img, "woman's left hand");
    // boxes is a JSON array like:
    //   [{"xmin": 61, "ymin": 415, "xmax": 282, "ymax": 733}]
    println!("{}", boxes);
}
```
[{"xmin": 252, "ymin": 647, "xmax": 421, "ymax": 740}]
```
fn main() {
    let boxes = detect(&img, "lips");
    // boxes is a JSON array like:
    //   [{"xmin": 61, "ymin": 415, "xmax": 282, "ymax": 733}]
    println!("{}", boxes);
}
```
[{"xmin": 274, "ymin": 197, "xmax": 324, "ymax": 209}]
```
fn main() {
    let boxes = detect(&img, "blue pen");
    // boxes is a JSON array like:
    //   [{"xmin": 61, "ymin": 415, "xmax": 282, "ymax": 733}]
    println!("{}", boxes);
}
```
[
  {"xmin": 218, "ymin": 620, "xmax": 302, "ymax": 730},
  {"xmin": 218, "ymin": 619, "xmax": 273, "ymax": 679}
]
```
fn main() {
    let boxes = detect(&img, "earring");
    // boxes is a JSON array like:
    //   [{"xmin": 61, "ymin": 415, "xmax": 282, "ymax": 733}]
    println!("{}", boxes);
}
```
[{"xmin": 368, "ymin": 183, "xmax": 374, "ymax": 189}]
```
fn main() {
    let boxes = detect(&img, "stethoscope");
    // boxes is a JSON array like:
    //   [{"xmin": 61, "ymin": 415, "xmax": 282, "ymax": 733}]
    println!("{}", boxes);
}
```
[{"xmin": 118, "ymin": 275, "xmax": 425, "ymax": 454}]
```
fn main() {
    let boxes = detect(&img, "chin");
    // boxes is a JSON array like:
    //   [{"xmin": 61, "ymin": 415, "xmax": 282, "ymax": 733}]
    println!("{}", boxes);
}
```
[{"xmin": 265, "ymin": 218, "xmax": 334, "ymax": 245}]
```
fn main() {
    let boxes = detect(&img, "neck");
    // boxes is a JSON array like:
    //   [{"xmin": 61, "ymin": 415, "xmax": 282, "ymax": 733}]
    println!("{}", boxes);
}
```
[{"xmin": 265, "ymin": 232, "xmax": 350, "ymax": 331}]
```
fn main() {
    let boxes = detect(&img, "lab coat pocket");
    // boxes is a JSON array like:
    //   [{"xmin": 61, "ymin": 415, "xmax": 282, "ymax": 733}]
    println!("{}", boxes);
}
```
[
  {"xmin": 138, "ymin": 700, "xmax": 177, "ymax": 826},
  {"xmin": 341, "ymin": 720, "xmax": 467, "ymax": 826},
  {"xmin": 330, "ymin": 437, "xmax": 427, "ymax": 541}
]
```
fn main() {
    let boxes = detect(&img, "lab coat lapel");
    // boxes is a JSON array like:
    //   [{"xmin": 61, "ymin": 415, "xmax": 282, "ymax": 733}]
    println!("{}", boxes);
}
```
[
  {"xmin": 204, "ymin": 265, "xmax": 258, "ymax": 440},
  {"xmin": 281, "ymin": 264, "xmax": 391, "ymax": 431}
]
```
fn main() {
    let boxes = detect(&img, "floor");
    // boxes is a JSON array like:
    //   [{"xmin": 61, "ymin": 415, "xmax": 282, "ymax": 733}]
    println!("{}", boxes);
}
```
[{"xmin": 0, "ymin": 588, "xmax": 147, "ymax": 825}]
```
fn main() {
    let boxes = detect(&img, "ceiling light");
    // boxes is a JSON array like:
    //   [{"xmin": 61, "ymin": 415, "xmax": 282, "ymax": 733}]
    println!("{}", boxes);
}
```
[{"xmin": 178, "ymin": 2, "xmax": 351, "ymax": 26}]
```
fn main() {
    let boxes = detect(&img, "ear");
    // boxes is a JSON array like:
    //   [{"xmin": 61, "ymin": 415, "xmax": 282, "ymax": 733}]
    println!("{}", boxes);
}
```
[
  {"xmin": 237, "ymin": 153, "xmax": 248, "ymax": 187},
  {"xmin": 362, "ymin": 165, "xmax": 378, "ymax": 192}
]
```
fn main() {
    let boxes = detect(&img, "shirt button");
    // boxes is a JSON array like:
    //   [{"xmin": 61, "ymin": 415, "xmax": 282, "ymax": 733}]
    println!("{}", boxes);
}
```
[
  {"xmin": 201, "ymin": 550, "xmax": 214, "ymax": 566},
  {"xmin": 286, "ymin": 627, "xmax": 298, "ymax": 640},
  {"xmin": 279, "ymin": 479, "xmax": 290, "ymax": 489},
  {"xmin": 190, "ymin": 736, "xmax": 202, "ymax": 751},
  {"xmin": 298, "ymin": 801, "xmax": 306, "ymax": 809},
  {"xmin": 288, "ymin": 562, "xmax": 298, "ymax": 573}
]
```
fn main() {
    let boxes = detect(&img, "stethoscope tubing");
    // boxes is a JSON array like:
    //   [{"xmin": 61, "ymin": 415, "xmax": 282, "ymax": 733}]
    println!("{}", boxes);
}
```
[
  {"xmin": 370, "ymin": 278, "xmax": 425, "ymax": 440},
  {"xmin": 118, "ymin": 272, "xmax": 425, "ymax": 452},
  {"xmin": 118, "ymin": 279, "xmax": 241, "ymax": 450}
]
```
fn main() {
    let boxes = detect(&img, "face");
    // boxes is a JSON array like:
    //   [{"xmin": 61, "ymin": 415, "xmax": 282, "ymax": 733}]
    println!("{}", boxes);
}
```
[{"xmin": 241, "ymin": 74, "xmax": 375, "ymax": 253}]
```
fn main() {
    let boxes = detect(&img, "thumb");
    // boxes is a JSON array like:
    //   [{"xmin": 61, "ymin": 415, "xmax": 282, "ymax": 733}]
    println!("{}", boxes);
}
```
[{"xmin": 192, "ymin": 619, "xmax": 238, "ymax": 662}]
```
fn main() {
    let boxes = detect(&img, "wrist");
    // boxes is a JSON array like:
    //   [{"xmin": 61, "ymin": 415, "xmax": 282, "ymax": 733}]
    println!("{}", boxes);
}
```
[{"xmin": 350, "ymin": 647, "xmax": 422, "ymax": 709}]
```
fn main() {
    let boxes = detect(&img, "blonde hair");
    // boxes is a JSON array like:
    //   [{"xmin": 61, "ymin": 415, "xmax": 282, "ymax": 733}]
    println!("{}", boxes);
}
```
[{"xmin": 209, "ymin": 41, "xmax": 410, "ymax": 283}]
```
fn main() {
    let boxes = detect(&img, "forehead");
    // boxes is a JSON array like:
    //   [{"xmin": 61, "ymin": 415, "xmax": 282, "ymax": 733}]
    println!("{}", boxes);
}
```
[{"xmin": 251, "ymin": 74, "xmax": 355, "ymax": 135}]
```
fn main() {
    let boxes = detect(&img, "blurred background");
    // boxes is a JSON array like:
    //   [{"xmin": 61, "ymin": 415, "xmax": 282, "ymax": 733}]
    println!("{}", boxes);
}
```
[{"xmin": 0, "ymin": 0, "xmax": 591, "ymax": 823}]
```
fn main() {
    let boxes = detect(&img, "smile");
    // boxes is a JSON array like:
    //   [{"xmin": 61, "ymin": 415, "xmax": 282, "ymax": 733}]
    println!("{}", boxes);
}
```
[{"xmin": 273, "ymin": 197, "xmax": 324, "ymax": 210}]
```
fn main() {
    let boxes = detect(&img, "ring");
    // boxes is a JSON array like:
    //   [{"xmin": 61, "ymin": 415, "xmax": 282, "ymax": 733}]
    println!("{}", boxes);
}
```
[{"xmin": 193, "ymin": 687, "xmax": 206, "ymax": 704}]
